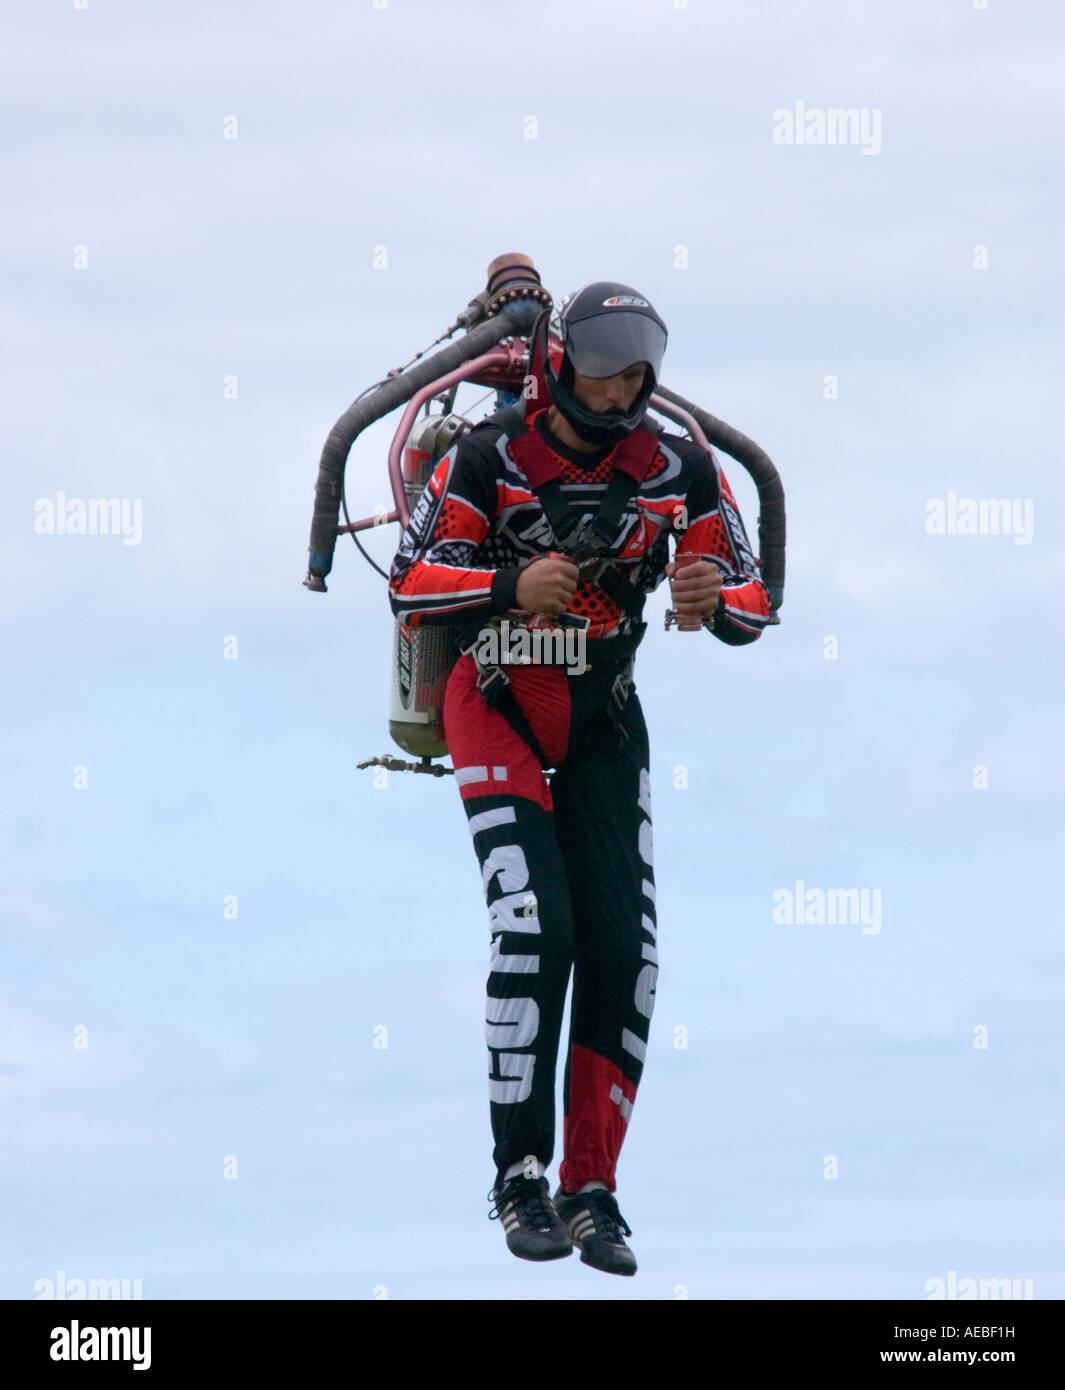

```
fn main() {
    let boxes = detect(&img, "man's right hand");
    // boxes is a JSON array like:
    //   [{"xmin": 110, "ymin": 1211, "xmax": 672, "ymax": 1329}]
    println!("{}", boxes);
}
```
[{"xmin": 515, "ymin": 553, "xmax": 579, "ymax": 615}]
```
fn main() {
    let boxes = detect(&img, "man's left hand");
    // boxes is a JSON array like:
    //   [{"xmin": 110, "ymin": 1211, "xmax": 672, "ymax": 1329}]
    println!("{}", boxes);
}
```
[{"xmin": 665, "ymin": 558, "xmax": 722, "ymax": 623}]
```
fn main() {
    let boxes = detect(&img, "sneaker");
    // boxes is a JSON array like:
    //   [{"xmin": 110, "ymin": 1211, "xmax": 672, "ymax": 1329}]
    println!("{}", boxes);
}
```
[
  {"xmin": 488, "ymin": 1175, "xmax": 573, "ymax": 1262},
  {"xmin": 553, "ymin": 1185, "xmax": 637, "ymax": 1276}
]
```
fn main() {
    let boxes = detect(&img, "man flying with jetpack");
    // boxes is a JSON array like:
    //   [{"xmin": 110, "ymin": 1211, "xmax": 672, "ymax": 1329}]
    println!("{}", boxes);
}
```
[{"xmin": 388, "ymin": 281, "xmax": 770, "ymax": 1275}]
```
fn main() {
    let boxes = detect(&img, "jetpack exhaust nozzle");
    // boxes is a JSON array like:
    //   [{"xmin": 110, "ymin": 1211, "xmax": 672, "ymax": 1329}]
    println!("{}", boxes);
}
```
[
  {"xmin": 456, "ymin": 252, "xmax": 552, "ymax": 333},
  {"xmin": 486, "ymin": 252, "xmax": 543, "ymax": 297}
]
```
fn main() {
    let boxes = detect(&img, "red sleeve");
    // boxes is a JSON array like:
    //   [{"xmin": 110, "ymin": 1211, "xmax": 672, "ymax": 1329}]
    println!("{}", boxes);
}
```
[
  {"xmin": 676, "ymin": 450, "xmax": 771, "ymax": 645},
  {"xmin": 388, "ymin": 440, "xmax": 518, "ymax": 625}
]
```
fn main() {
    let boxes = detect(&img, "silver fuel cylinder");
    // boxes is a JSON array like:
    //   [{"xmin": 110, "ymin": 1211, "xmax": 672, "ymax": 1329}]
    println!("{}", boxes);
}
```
[{"xmin": 388, "ymin": 413, "xmax": 472, "ymax": 758}]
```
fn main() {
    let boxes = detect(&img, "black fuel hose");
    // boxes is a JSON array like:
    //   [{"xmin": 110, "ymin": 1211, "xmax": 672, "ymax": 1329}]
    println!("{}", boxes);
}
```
[{"xmin": 305, "ymin": 301, "xmax": 538, "ymax": 588}]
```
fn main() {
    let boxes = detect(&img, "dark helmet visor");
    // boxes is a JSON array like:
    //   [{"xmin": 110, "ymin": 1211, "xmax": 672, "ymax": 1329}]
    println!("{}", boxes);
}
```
[{"xmin": 564, "ymin": 312, "xmax": 667, "ymax": 381}]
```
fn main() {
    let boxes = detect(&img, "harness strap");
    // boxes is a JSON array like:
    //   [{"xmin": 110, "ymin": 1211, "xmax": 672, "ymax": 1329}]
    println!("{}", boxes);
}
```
[
  {"xmin": 595, "ymin": 566, "xmax": 646, "ymax": 618},
  {"xmin": 493, "ymin": 679, "xmax": 553, "ymax": 770},
  {"xmin": 457, "ymin": 627, "xmax": 554, "ymax": 768},
  {"xmin": 585, "ymin": 470, "xmax": 640, "ymax": 546},
  {"xmin": 584, "ymin": 621, "xmax": 648, "ymax": 664},
  {"xmin": 529, "ymin": 477, "xmax": 583, "ymax": 548}
]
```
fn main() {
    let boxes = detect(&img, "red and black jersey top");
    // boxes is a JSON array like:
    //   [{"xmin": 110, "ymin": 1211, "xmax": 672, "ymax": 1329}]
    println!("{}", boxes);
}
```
[{"xmin": 388, "ymin": 406, "xmax": 770, "ymax": 647}]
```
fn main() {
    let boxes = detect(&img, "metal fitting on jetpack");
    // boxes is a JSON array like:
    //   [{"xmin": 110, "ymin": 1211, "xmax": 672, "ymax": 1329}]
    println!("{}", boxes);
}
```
[
  {"xmin": 355, "ymin": 754, "xmax": 454, "ymax": 777},
  {"xmin": 456, "ymin": 253, "xmax": 553, "ymax": 334},
  {"xmin": 663, "ymin": 551, "xmax": 706, "ymax": 632}
]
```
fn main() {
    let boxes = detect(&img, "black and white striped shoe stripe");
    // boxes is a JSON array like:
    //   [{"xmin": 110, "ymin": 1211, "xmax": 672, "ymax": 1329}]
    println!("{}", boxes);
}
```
[{"xmin": 571, "ymin": 1213, "xmax": 597, "ymax": 1241}]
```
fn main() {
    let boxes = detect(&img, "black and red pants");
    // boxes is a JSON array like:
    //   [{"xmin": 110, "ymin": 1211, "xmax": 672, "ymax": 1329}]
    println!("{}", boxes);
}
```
[{"xmin": 443, "ymin": 646, "xmax": 658, "ymax": 1193}]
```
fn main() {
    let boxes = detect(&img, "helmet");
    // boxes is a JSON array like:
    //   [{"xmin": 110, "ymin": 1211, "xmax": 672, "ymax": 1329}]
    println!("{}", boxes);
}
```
[{"xmin": 533, "ymin": 282, "xmax": 668, "ymax": 446}]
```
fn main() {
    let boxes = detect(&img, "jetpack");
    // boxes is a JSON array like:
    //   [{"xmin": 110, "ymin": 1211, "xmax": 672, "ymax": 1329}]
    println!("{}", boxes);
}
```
[{"xmin": 303, "ymin": 252, "xmax": 786, "ymax": 777}]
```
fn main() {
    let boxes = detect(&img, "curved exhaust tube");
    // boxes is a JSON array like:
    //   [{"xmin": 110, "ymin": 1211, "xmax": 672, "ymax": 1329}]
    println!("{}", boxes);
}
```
[
  {"xmin": 305, "ymin": 254, "xmax": 550, "ymax": 591},
  {"xmin": 653, "ymin": 384, "xmax": 786, "ymax": 615}
]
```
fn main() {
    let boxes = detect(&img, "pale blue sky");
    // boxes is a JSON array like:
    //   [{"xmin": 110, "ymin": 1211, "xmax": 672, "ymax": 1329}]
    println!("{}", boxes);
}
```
[{"xmin": 2, "ymin": 0, "xmax": 1062, "ymax": 1299}]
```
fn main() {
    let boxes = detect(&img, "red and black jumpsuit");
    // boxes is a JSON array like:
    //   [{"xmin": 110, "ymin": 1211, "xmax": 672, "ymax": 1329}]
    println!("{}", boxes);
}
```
[{"xmin": 388, "ymin": 405, "xmax": 769, "ymax": 1193}]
